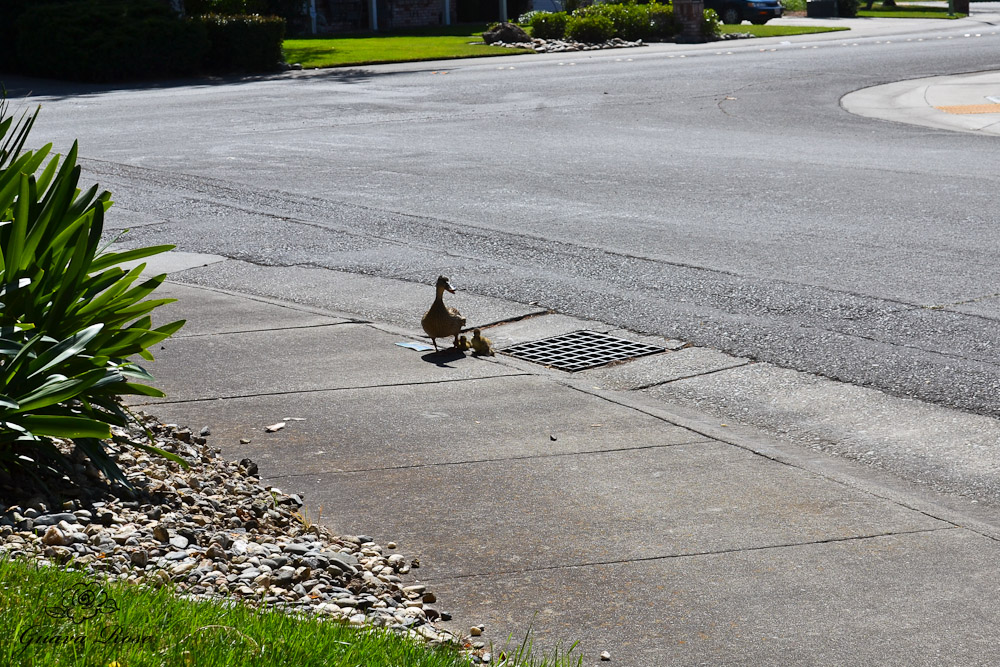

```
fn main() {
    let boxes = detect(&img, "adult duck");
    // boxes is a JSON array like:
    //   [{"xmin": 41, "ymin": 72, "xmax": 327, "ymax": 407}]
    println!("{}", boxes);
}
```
[{"xmin": 421, "ymin": 275, "xmax": 465, "ymax": 351}]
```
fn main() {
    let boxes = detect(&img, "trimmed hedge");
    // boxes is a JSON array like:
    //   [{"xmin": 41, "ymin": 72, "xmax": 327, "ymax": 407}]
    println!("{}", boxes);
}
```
[
  {"xmin": 196, "ymin": 14, "xmax": 286, "ymax": 73},
  {"xmin": 838, "ymin": 0, "xmax": 859, "ymax": 17},
  {"xmin": 701, "ymin": 7, "xmax": 722, "ymax": 39},
  {"xmin": 529, "ymin": 11, "xmax": 569, "ymax": 39},
  {"xmin": 186, "ymin": 0, "xmax": 265, "ymax": 13},
  {"xmin": 7, "ymin": 0, "xmax": 286, "ymax": 81},
  {"xmin": 566, "ymin": 13, "xmax": 615, "ymax": 42},
  {"xmin": 186, "ymin": 0, "xmax": 303, "ymax": 26},
  {"xmin": 579, "ymin": 2, "xmax": 651, "ymax": 40},
  {"xmin": 526, "ymin": 2, "xmax": 683, "ymax": 43},
  {"xmin": 648, "ymin": 3, "xmax": 678, "ymax": 40},
  {"xmin": 14, "ymin": 0, "xmax": 208, "ymax": 81}
]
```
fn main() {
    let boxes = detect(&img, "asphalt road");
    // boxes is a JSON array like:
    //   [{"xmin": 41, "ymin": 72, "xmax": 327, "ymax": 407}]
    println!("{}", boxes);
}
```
[{"xmin": 7, "ymin": 16, "xmax": 1000, "ymax": 419}]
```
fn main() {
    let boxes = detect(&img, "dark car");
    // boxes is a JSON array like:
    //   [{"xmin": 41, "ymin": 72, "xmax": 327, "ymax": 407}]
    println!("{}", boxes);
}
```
[{"xmin": 703, "ymin": 0, "xmax": 784, "ymax": 24}]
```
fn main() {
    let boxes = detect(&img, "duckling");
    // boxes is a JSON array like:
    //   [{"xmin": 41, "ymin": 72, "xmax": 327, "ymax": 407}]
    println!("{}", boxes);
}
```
[
  {"xmin": 421, "ymin": 275, "xmax": 465, "ymax": 351},
  {"xmin": 456, "ymin": 334, "xmax": 471, "ymax": 352},
  {"xmin": 470, "ymin": 328, "xmax": 495, "ymax": 356}
]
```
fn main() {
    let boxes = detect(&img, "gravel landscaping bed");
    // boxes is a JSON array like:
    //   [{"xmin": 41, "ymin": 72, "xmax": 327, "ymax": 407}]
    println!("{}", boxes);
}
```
[
  {"xmin": 0, "ymin": 413, "xmax": 481, "ymax": 657},
  {"xmin": 489, "ymin": 33, "xmax": 753, "ymax": 52},
  {"xmin": 489, "ymin": 36, "xmax": 648, "ymax": 52}
]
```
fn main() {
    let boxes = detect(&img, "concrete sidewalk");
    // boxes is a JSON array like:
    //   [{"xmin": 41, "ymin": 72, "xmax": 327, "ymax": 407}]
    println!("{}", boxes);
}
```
[{"xmin": 127, "ymin": 271, "xmax": 1000, "ymax": 665}]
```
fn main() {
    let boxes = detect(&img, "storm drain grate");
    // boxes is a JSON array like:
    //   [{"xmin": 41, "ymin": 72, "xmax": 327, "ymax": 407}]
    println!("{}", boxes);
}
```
[{"xmin": 501, "ymin": 330, "xmax": 665, "ymax": 372}]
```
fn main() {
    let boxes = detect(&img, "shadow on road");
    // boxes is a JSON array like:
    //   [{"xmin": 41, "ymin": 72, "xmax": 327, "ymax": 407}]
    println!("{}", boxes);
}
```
[{"xmin": 0, "ymin": 66, "xmax": 409, "ymax": 101}]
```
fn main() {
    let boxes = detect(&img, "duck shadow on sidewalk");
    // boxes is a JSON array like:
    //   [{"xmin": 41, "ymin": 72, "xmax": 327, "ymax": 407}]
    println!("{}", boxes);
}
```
[{"xmin": 421, "ymin": 348, "xmax": 467, "ymax": 367}]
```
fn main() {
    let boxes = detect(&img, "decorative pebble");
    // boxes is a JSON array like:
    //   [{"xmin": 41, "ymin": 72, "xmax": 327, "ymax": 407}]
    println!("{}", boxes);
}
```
[{"xmin": 0, "ymin": 412, "xmax": 472, "ymax": 658}]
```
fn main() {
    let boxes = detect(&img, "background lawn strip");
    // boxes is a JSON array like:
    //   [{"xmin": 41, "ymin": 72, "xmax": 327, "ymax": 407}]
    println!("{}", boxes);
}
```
[
  {"xmin": 283, "ymin": 26, "xmax": 533, "ymax": 69},
  {"xmin": 720, "ymin": 24, "xmax": 849, "ymax": 35}
]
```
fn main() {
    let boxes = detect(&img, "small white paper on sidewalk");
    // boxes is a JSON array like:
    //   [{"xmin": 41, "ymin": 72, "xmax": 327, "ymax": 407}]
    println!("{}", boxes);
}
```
[{"xmin": 396, "ymin": 341, "xmax": 435, "ymax": 351}]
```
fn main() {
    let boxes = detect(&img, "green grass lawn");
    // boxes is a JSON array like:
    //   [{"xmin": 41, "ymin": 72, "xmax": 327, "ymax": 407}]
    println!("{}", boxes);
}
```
[
  {"xmin": 283, "ymin": 22, "xmax": 856, "ymax": 69},
  {"xmin": 283, "ymin": 24, "xmax": 534, "ymax": 68},
  {"xmin": 720, "ymin": 24, "xmax": 849, "ymax": 35},
  {"xmin": 857, "ymin": 3, "xmax": 966, "ymax": 17},
  {"xmin": 0, "ymin": 557, "xmax": 582, "ymax": 667}
]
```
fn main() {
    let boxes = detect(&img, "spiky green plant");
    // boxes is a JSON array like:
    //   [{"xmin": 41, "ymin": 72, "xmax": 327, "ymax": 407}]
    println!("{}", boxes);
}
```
[{"xmin": 0, "ymin": 95, "xmax": 185, "ymax": 485}]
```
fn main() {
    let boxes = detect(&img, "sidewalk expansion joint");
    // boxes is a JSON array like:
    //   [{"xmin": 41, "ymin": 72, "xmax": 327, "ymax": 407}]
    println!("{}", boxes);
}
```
[
  {"xmin": 559, "ymin": 384, "xmax": 1000, "ymax": 542},
  {"xmin": 630, "ymin": 360, "xmax": 754, "ymax": 390},
  {"xmin": 164, "ymin": 279, "xmax": 373, "ymax": 325},
  {"xmin": 420, "ymin": 526, "xmax": 960, "ymax": 583},
  {"xmin": 265, "ymin": 439, "xmax": 715, "ymax": 478},
  {"xmin": 131, "ymin": 374, "xmax": 532, "ymax": 407},
  {"xmin": 173, "ymin": 322, "xmax": 360, "ymax": 339}
]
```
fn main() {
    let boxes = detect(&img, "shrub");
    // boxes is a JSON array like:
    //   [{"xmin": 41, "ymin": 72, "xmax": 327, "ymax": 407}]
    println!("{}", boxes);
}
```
[
  {"xmin": 185, "ymin": 0, "xmax": 265, "ymax": 13},
  {"xmin": 0, "ymin": 99, "xmax": 185, "ymax": 485},
  {"xmin": 566, "ymin": 13, "xmax": 615, "ymax": 42},
  {"xmin": 579, "ymin": 2, "xmax": 652, "ymax": 40},
  {"xmin": 648, "ymin": 1, "xmax": 677, "ymax": 40},
  {"xmin": 517, "ymin": 9, "xmax": 541, "ymax": 24},
  {"xmin": 702, "ymin": 8, "xmax": 722, "ymax": 39},
  {"xmin": 197, "ymin": 13, "xmax": 287, "ymax": 72},
  {"xmin": 837, "ymin": 0, "xmax": 859, "ymax": 17},
  {"xmin": 14, "ymin": 0, "xmax": 208, "ymax": 82},
  {"xmin": 186, "ymin": 0, "xmax": 303, "ymax": 26},
  {"xmin": 530, "ymin": 11, "xmax": 569, "ymax": 39}
]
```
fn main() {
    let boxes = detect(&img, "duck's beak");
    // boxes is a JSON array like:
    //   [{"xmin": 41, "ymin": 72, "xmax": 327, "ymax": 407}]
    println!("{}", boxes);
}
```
[{"xmin": 445, "ymin": 282, "xmax": 456, "ymax": 293}]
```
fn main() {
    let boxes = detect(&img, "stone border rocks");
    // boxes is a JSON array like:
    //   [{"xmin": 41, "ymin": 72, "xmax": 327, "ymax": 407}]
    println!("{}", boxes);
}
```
[
  {"xmin": 0, "ymin": 413, "xmax": 485, "ymax": 659},
  {"xmin": 487, "ymin": 32, "xmax": 754, "ymax": 53},
  {"xmin": 489, "ymin": 36, "xmax": 648, "ymax": 53}
]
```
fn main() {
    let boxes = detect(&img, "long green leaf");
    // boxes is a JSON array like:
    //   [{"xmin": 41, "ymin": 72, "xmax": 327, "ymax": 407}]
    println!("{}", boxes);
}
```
[
  {"xmin": 151, "ymin": 319, "xmax": 186, "ymax": 338},
  {"xmin": 3, "ymin": 331, "xmax": 40, "ymax": 385},
  {"xmin": 6, "ymin": 174, "xmax": 30, "ymax": 273},
  {"xmin": 15, "ymin": 368, "xmax": 113, "ymax": 412},
  {"xmin": 23, "ymin": 156, "xmax": 82, "ymax": 267},
  {"xmin": 109, "ymin": 382, "xmax": 165, "ymax": 398},
  {"xmin": 27, "ymin": 323, "xmax": 104, "ymax": 379},
  {"xmin": 131, "ymin": 439, "xmax": 188, "ymax": 468},
  {"xmin": 120, "ymin": 364, "xmax": 155, "ymax": 383},
  {"xmin": 75, "ymin": 266, "xmax": 145, "ymax": 319},
  {"xmin": 90, "ymin": 244, "xmax": 176, "ymax": 273},
  {"xmin": 46, "ymin": 207, "xmax": 91, "ymax": 260},
  {"xmin": 33, "ymin": 151, "xmax": 60, "ymax": 193},
  {"xmin": 17, "ymin": 414, "xmax": 112, "ymax": 440},
  {"xmin": 73, "ymin": 437, "xmax": 129, "ymax": 486},
  {"xmin": 0, "ymin": 147, "xmax": 51, "ymax": 206},
  {"xmin": 43, "ymin": 216, "xmax": 93, "ymax": 335},
  {"xmin": 0, "ymin": 105, "xmax": 40, "ymax": 169}
]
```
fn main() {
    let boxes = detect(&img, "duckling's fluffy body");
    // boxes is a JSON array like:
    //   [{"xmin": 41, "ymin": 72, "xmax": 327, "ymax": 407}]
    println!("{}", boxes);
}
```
[
  {"xmin": 470, "ymin": 328, "xmax": 495, "ymax": 356},
  {"xmin": 422, "ymin": 276, "xmax": 465, "ymax": 351}
]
